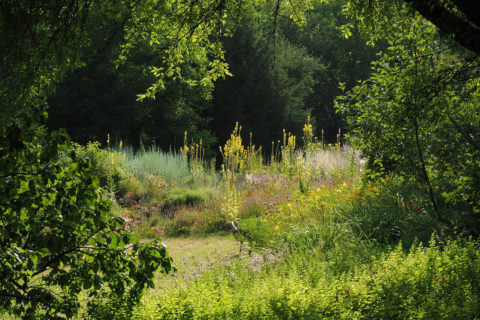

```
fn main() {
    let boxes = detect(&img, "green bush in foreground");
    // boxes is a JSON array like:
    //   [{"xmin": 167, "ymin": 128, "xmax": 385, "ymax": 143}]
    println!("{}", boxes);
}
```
[
  {"xmin": 0, "ymin": 124, "xmax": 174, "ymax": 319},
  {"xmin": 134, "ymin": 239, "xmax": 480, "ymax": 320}
]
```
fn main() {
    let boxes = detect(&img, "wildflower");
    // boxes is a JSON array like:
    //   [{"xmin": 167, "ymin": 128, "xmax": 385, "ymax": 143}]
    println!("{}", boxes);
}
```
[
  {"xmin": 415, "ymin": 207, "xmax": 420, "ymax": 212},
  {"xmin": 265, "ymin": 211, "xmax": 269, "ymax": 215},
  {"xmin": 286, "ymin": 194, "xmax": 290, "ymax": 200},
  {"xmin": 272, "ymin": 202, "xmax": 277, "ymax": 206},
  {"xmin": 398, "ymin": 203, "xmax": 403, "ymax": 208},
  {"xmin": 295, "ymin": 198, "xmax": 299, "ymax": 202},
  {"xmin": 407, "ymin": 201, "xmax": 413, "ymax": 207},
  {"xmin": 263, "ymin": 202, "xmax": 267, "ymax": 205},
  {"xmin": 435, "ymin": 185, "xmax": 440, "ymax": 190},
  {"xmin": 276, "ymin": 195, "xmax": 280, "ymax": 199},
  {"xmin": 445, "ymin": 163, "xmax": 450, "ymax": 167},
  {"xmin": 274, "ymin": 225, "xmax": 279, "ymax": 231}
]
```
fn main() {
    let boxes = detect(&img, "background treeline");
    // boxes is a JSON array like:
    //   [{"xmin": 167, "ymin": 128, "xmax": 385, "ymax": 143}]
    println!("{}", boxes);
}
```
[{"xmin": 47, "ymin": 0, "xmax": 379, "ymax": 155}]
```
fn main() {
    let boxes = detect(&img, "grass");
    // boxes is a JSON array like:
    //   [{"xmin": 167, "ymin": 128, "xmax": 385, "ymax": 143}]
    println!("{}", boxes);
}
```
[
  {"xmin": 149, "ymin": 233, "xmax": 239, "ymax": 292},
  {"xmin": 306, "ymin": 145, "xmax": 360, "ymax": 179},
  {"xmin": 124, "ymin": 145, "xmax": 189, "ymax": 184}
]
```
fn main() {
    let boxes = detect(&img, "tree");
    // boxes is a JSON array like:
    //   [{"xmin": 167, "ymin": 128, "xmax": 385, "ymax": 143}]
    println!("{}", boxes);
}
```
[
  {"xmin": 336, "ymin": 9, "xmax": 480, "ymax": 223},
  {"xmin": 209, "ymin": 12, "xmax": 321, "ymax": 150},
  {"xmin": 46, "ymin": 6, "xmax": 216, "ymax": 151},
  {"xmin": 344, "ymin": 0, "xmax": 480, "ymax": 56}
]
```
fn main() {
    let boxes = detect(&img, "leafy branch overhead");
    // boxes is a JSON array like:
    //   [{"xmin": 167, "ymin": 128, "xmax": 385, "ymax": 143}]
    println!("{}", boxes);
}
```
[{"xmin": 344, "ymin": 0, "xmax": 480, "ymax": 56}]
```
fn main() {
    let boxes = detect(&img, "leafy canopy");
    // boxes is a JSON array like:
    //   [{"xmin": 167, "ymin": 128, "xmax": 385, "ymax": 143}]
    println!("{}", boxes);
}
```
[{"xmin": 336, "ymin": 6, "xmax": 480, "ymax": 221}]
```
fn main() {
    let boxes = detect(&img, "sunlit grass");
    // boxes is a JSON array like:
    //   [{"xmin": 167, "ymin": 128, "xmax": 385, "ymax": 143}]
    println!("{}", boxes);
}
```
[
  {"xmin": 123, "ymin": 145, "xmax": 189, "ymax": 184},
  {"xmin": 150, "ymin": 233, "xmax": 239, "ymax": 292},
  {"xmin": 305, "ymin": 145, "xmax": 361, "ymax": 178}
]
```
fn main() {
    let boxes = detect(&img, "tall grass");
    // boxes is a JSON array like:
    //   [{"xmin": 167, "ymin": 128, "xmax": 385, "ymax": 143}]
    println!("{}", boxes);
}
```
[
  {"xmin": 305, "ymin": 145, "xmax": 361, "ymax": 178},
  {"xmin": 123, "ymin": 145, "xmax": 189, "ymax": 184}
]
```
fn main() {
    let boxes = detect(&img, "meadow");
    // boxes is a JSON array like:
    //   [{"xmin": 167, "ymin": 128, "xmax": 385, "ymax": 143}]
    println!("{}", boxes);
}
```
[{"xmin": 72, "ymin": 122, "xmax": 480, "ymax": 319}]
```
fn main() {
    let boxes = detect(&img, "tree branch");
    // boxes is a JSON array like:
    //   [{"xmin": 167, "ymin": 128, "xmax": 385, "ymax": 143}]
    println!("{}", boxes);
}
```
[{"xmin": 405, "ymin": 0, "xmax": 480, "ymax": 55}]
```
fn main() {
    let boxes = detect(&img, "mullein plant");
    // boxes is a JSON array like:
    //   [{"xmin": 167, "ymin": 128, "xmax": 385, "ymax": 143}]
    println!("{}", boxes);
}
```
[
  {"xmin": 219, "ymin": 123, "xmax": 262, "ymax": 230},
  {"xmin": 281, "ymin": 129, "xmax": 297, "ymax": 177},
  {"xmin": 219, "ymin": 123, "xmax": 245, "ymax": 231},
  {"xmin": 180, "ymin": 131, "xmax": 206, "ymax": 182}
]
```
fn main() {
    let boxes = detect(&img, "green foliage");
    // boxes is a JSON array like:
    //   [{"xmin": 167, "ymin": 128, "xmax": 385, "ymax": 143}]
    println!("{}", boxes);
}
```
[
  {"xmin": 47, "ymin": 4, "xmax": 217, "ymax": 150},
  {"xmin": 209, "ymin": 12, "xmax": 322, "ymax": 150},
  {"xmin": 336, "ymin": 10, "xmax": 480, "ymax": 217},
  {"xmin": 69, "ymin": 141, "xmax": 126, "ymax": 191},
  {"xmin": 163, "ymin": 188, "xmax": 214, "ymax": 212},
  {"xmin": 0, "ymin": 121, "xmax": 173, "ymax": 319},
  {"xmin": 133, "ymin": 238, "xmax": 480, "ymax": 319},
  {"xmin": 344, "ymin": 0, "xmax": 480, "ymax": 56},
  {"xmin": 281, "ymin": 0, "xmax": 381, "ymax": 141},
  {"xmin": 238, "ymin": 217, "xmax": 273, "ymax": 249},
  {"xmin": 125, "ymin": 146, "xmax": 189, "ymax": 184}
]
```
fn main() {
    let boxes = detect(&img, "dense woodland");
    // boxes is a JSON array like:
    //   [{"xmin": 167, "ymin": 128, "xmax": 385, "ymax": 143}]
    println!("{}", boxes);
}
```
[
  {"xmin": 45, "ymin": 0, "xmax": 378, "ymax": 153},
  {"xmin": 1, "ymin": 0, "xmax": 480, "ymax": 319}
]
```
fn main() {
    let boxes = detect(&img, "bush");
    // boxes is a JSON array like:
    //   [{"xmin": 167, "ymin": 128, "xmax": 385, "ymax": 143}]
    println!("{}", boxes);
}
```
[
  {"xmin": 237, "ymin": 217, "xmax": 273, "ymax": 249},
  {"xmin": 162, "ymin": 188, "xmax": 214, "ymax": 213},
  {"xmin": 70, "ymin": 141, "xmax": 126, "ymax": 190},
  {"xmin": 133, "ymin": 239, "xmax": 480, "ymax": 319},
  {"xmin": 0, "ymin": 125, "xmax": 173, "ymax": 319}
]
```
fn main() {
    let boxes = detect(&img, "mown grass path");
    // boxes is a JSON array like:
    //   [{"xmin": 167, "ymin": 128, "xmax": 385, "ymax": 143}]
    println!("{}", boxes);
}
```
[{"xmin": 151, "ymin": 234, "xmax": 239, "ymax": 292}]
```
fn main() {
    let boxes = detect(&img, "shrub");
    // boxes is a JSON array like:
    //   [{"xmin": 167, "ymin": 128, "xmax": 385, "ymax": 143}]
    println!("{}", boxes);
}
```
[
  {"xmin": 0, "ymin": 126, "xmax": 173, "ymax": 319},
  {"xmin": 70, "ymin": 141, "xmax": 126, "ymax": 191},
  {"xmin": 133, "ymin": 239, "xmax": 480, "ymax": 320},
  {"xmin": 237, "ymin": 217, "xmax": 273, "ymax": 249},
  {"xmin": 162, "ymin": 188, "xmax": 214, "ymax": 213}
]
